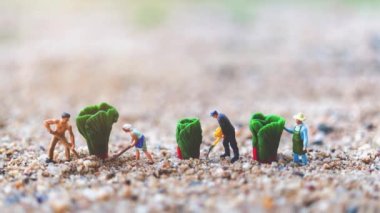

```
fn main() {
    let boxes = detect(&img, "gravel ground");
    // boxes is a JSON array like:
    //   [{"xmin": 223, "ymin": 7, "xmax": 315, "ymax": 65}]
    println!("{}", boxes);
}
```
[{"xmin": 1, "ymin": 1, "xmax": 380, "ymax": 212}]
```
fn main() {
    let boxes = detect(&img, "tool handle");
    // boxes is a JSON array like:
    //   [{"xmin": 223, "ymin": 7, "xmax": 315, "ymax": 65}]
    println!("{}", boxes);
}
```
[
  {"xmin": 111, "ymin": 145, "xmax": 133, "ymax": 160},
  {"xmin": 206, "ymin": 145, "xmax": 215, "ymax": 159},
  {"xmin": 53, "ymin": 134, "xmax": 80, "ymax": 159},
  {"xmin": 71, "ymin": 149, "xmax": 80, "ymax": 158}
]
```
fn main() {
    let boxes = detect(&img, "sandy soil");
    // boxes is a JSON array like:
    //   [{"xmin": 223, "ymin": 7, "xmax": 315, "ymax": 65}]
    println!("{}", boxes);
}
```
[{"xmin": 0, "ymin": 1, "xmax": 380, "ymax": 212}]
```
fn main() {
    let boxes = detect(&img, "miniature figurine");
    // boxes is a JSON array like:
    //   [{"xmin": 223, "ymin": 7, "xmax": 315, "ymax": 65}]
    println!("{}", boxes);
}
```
[
  {"xmin": 206, "ymin": 127, "xmax": 223, "ymax": 159},
  {"xmin": 176, "ymin": 118, "xmax": 203, "ymax": 160},
  {"xmin": 210, "ymin": 110, "xmax": 239, "ymax": 163},
  {"xmin": 113, "ymin": 124, "xmax": 154, "ymax": 164},
  {"xmin": 76, "ymin": 102, "xmax": 119, "ymax": 159},
  {"xmin": 284, "ymin": 113, "xmax": 309, "ymax": 165},
  {"xmin": 44, "ymin": 112, "xmax": 78, "ymax": 163}
]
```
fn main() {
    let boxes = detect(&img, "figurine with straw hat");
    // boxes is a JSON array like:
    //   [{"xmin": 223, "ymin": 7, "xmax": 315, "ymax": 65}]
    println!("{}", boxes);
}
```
[{"xmin": 284, "ymin": 113, "xmax": 309, "ymax": 165}]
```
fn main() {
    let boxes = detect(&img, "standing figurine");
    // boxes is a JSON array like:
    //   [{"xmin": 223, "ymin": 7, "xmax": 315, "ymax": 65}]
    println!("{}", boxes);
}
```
[
  {"xmin": 210, "ymin": 110, "xmax": 239, "ymax": 163},
  {"xmin": 113, "ymin": 124, "xmax": 154, "ymax": 164},
  {"xmin": 44, "ymin": 112, "xmax": 78, "ymax": 163},
  {"xmin": 284, "ymin": 113, "xmax": 309, "ymax": 165}
]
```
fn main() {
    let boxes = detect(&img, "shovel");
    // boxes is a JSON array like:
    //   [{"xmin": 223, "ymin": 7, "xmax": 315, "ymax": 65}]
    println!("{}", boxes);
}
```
[
  {"xmin": 109, "ymin": 145, "xmax": 133, "ymax": 161},
  {"xmin": 206, "ymin": 144, "xmax": 216, "ymax": 159},
  {"xmin": 206, "ymin": 137, "xmax": 222, "ymax": 159},
  {"xmin": 53, "ymin": 134, "xmax": 80, "ymax": 159}
]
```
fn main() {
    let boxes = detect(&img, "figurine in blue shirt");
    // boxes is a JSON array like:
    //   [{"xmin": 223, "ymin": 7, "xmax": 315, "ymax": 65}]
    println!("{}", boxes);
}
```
[{"xmin": 284, "ymin": 113, "xmax": 309, "ymax": 165}]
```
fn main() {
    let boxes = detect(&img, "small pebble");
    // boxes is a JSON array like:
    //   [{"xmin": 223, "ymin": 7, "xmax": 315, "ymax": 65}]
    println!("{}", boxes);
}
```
[
  {"xmin": 317, "ymin": 124, "xmax": 334, "ymax": 135},
  {"xmin": 106, "ymin": 173, "xmax": 115, "ymax": 180},
  {"xmin": 292, "ymin": 171, "xmax": 304, "ymax": 178}
]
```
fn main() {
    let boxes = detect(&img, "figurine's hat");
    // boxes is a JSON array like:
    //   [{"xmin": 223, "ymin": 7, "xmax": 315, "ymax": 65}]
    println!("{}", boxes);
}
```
[
  {"xmin": 293, "ymin": 113, "xmax": 306, "ymax": 121},
  {"xmin": 210, "ymin": 110, "xmax": 218, "ymax": 117},
  {"xmin": 122, "ymin": 124, "xmax": 133, "ymax": 131}
]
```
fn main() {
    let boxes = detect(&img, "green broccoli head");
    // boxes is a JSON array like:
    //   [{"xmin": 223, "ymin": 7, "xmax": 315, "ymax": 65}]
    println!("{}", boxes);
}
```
[
  {"xmin": 76, "ymin": 103, "xmax": 119, "ymax": 159},
  {"xmin": 249, "ymin": 113, "xmax": 285, "ymax": 163},
  {"xmin": 176, "ymin": 118, "xmax": 202, "ymax": 159}
]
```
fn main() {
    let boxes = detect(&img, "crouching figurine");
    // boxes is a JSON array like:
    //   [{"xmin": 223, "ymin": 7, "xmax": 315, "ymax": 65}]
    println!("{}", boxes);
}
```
[
  {"xmin": 119, "ymin": 124, "xmax": 154, "ymax": 164},
  {"xmin": 44, "ymin": 112, "xmax": 78, "ymax": 163},
  {"xmin": 284, "ymin": 113, "xmax": 309, "ymax": 166}
]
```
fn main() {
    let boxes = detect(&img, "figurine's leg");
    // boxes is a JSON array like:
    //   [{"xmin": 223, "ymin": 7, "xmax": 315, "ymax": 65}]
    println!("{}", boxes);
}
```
[
  {"xmin": 64, "ymin": 147, "xmax": 70, "ymax": 161},
  {"xmin": 293, "ymin": 153, "xmax": 300, "ymax": 163},
  {"xmin": 59, "ymin": 137, "xmax": 71, "ymax": 161},
  {"xmin": 58, "ymin": 137, "xmax": 72, "ymax": 149},
  {"xmin": 144, "ymin": 151, "xmax": 154, "ymax": 163},
  {"xmin": 301, "ymin": 154, "xmax": 308, "ymax": 165},
  {"xmin": 220, "ymin": 138, "xmax": 230, "ymax": 158},
  {"xmin": 229, "ymin": 135, "xmax": 239, "ymax": 163},
  {"xmin": 135, "ymin": 149, "xmax": 140, "ymax": 160},
  {"xmin": 48, "ymin": 137, "xmax": 59, "ymax": 161},
  {"xmin": 142, "ymin": 142, "xmax": 153, "ymax": 163}
]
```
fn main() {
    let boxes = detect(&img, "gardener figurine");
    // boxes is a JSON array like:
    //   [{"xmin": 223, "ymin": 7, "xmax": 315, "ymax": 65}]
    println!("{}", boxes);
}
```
[
  {"xmin": 284, "ymin": 113, "xmax": 309, "ymax": 165},
  {"xmin": 115, "ymin": 124, "xmax": 154, "ymax": 164},
  {"xmin": 44, "ymin": 112, "xmax": 77, "ymax": 163},
  {"xmin": 210, "ymin": 110, "xmax": 239, "ymax": 163}
]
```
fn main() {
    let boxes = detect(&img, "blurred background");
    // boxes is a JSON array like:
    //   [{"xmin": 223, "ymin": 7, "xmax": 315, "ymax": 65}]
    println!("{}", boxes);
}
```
[{"xmin": 1, "ymin": 0, "xmax": 380, "ymax": 150}]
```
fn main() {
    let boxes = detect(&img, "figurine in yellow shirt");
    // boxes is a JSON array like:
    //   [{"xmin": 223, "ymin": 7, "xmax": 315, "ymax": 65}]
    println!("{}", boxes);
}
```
[{"xmin": 206, "ymin": 127, "xmax": 224, "ymax": 159}]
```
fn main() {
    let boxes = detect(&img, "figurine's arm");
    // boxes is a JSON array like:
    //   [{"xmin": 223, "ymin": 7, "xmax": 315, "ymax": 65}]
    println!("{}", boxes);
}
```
[
  {"xmin": 68, "ymin": 125, "xmax": 75, "ymax": 148},
  {"xmin": 302, "ymin": 127, "xmax": 309, "ymax": 150},
  {"xmin": 284, "ymin": 127, "xmax": 294, "ymax": 134},
  {"xmin": 212, "ymin": 137, "xmax": 222, "ymax": 146},
  {"xmin": 130, "ymin": 134, "xmax": 138, "ymax": 147},
  {"xmin": 211, "ymin": 127, "xmax": 223, "ymax": 146},
  {"xmin": 44, "ymin": 119, "xmax": 59, "ymax": 134}
]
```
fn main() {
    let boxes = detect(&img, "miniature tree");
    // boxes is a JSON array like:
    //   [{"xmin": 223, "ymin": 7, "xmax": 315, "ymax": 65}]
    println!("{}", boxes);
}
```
[
  {"xmin": 249, "ymin": 113, "xmax": 285, "ymax": 163},
  {"xmin": 176, "ymin": 118, "xmax": 202, "ymax": 159},
  {"xmin": 76, "ymin": 103, "xmax": 119, "ymax": 159}
]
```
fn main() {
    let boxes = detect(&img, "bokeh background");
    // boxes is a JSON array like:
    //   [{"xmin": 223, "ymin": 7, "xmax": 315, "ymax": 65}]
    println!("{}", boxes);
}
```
[{"xmin": 1, "ymin": 0, "xmax": 380, "ymax": 146}]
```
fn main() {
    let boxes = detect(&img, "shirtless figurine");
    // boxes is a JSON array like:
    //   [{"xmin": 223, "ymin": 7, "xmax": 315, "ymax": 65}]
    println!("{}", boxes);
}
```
[{"xmin": 44, "ymin": 112, "xmax": 76, "ymax": 163}]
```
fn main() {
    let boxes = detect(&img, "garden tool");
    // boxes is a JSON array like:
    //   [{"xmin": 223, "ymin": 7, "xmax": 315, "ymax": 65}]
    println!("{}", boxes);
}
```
[{"xmin": 53, "ymin": 134, "xmax": 80, "ymax": 159}]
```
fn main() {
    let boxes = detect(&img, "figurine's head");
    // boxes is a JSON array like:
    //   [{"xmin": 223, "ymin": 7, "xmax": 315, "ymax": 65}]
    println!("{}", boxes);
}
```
[
  {"xmin": 293, "ymin": 113, "xmax": 306, "ymax": 125},
  {"xmin": 61, "ymin": 112, "xmax": 71, "ymax": 122},
  {"xmin": 122, "ymin": 124, "xmax": 133, "ymax": 133},
  {"xmin": 210, "ymin": 110, "xmax": 218, "ymax": 119}
]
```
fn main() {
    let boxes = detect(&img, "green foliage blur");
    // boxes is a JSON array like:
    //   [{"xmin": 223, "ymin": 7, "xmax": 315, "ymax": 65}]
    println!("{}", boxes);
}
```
[
  {"xmin": 249, "ymin": 113, "xmax": 285, "ymax": 163},
  {"xmin": 176, "ymin": 118, "xmax": 202, "ymax": 159},
  {"xmin": 76, "ymin": 103, "xmax": 119, "ymax": 159}
]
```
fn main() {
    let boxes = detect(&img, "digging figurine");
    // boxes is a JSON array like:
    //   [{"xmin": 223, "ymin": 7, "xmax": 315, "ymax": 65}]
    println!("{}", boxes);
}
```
[
  {"xmin": 112, "ymin": 124, "xmax": 154, "ymax": 164},
  {"xmin": 210, "ymin": 110, "xmax": 239, "ymax": 163},
  {"xmin": 44, "ymin": 112, "xmax": 79, "ymax": 163}
]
